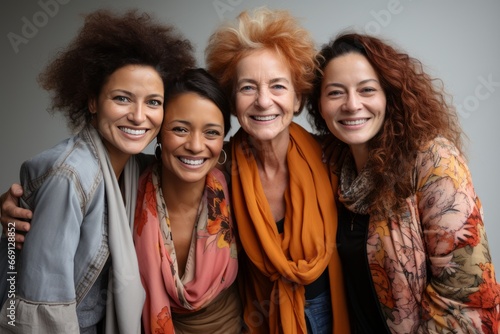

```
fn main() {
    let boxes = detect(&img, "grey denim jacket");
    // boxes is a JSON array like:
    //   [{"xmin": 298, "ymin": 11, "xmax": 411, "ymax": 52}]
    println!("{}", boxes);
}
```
[{"xmin": 0, "ymin": 128, "xmax": 112, "ymax": 333}]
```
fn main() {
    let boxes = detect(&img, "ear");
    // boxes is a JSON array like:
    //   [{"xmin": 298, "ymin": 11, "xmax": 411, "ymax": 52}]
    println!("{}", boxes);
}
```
[
  {"xmin": 294, "ymin": 94, "xmax": 302, "ymax": 112},
  {"xmin": 88, "ymin": 98, "xmax": 97, "ymax": 114}
]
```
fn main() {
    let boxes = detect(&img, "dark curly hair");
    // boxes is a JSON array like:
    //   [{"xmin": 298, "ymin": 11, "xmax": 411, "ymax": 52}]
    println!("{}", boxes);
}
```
[
  {"xmin": 38, "ymin": 9, "xmax": 195, "ymax": 132},
  {"xmin": 307, "ymin": 32, "xmax": 464, "ymax": 215}
]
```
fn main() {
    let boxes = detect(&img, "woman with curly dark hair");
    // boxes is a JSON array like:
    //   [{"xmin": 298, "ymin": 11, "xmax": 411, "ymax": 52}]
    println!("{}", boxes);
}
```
[
  {"xmin": 307, "ymin": 32, "xmax": 500, "ymax": 333},
  {"xmin": 0, "ymin": 9, "xmax": 194, "ymax": 333}
]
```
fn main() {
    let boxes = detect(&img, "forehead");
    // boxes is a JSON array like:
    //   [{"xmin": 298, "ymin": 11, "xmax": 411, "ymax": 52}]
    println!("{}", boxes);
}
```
[
  {"xmin": 324, "ymin": 53, "xmax": 378, "ymax": 79},
  {"xmin": 102, "ymin": 64, "xmax": 163, "ymax": 90},
  {"xmin": 164, "ymin": 92, "xmax": 223, "ymax": 123},
  {"xmin": 236, "ymin": 49, "xmax": 292, "ymax": 80}
]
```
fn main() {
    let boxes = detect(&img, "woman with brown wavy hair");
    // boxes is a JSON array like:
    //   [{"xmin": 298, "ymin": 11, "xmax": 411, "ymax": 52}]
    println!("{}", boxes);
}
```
[{"xmin": 307, "ymin": 32, "xmax": 500, "ymax": 333}]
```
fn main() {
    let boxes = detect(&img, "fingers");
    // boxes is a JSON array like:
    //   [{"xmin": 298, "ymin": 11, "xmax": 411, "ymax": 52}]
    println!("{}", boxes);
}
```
[
  {"xmin": 10, "ymin": 183, "xmax": 24, "ymax": 197},
  {"xmin": 1, "ymin": 184, "xmax": 32, "ymax": 249}
]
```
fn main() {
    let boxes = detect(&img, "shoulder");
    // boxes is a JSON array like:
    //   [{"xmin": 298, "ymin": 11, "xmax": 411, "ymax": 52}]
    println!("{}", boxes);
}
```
[
  {"xmin": 416, "ymin": 136, "xmax": 466, "ymax": 172},
  {"xmin": 418, "ymin": 136, "xmax": 461, "ymax": 158},
  {"xmin": 21, "ymin": 131, "xmax": 102, "ymax": 194},
  {"xmin": 415, "ymin": 136, "xmax": 471, "ymax": 190}
]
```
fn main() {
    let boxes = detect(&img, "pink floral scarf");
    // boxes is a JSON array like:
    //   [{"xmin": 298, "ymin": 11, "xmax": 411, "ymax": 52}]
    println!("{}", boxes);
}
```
[{"xmin": 133, "ymin": 164, "xmax": 238, "ymax": 334}]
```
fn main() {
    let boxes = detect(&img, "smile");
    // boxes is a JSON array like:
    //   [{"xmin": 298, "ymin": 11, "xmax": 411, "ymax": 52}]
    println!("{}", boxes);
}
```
[
  {"xmin": 340, "ymin": 119, "xmax": 368, "ymax": 126},
  {"xmin": 179, "ymin": 157, "xmax": 205, "ymax": 166},
  {"xmin": 252, "ymin": 115, "xmax": 277, "ymax": 121},
  {"xmin": 119, "ymin": 127, "xmax": 146, "ymax": 135}
]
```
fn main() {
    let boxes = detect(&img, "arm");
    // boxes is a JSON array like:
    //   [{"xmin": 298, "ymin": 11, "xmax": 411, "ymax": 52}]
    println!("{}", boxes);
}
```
[
  {"xmin": 416, "ymin": 138, "xmax": 500, "ymax": 332},
  {"xmin": 1, "ymin": 184, "xmax": 32, "ymax": 248},
  {"xmin": 0, "ymin": 168, "xmax": 84, "ymax": 333}
]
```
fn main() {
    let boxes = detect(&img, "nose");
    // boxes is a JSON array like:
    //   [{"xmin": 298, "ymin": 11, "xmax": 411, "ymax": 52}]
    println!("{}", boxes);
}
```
[
  {"xmin": 344, "ymin": 93, "xmax": 362, "ymax": 112},
  {"xmin": 128, "ymin": 103, "xmax": 147, "ymax": 124},
  {"xmin": 254, "ymin": 86, "xmax": 273, "ymax": 110},
  {"xmin": 185, "ymin": 131, "xmax": 203, "ymax": 153}
]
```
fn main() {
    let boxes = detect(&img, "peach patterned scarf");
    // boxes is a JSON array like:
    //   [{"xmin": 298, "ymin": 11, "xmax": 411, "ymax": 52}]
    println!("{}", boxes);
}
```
[
  {"xmin": 133, "ymin": 164, "xmax": 238, "ymax": 334},
  {"xmin": 231, "ymin": 122, "xmax": 350, "ymax": 334}
]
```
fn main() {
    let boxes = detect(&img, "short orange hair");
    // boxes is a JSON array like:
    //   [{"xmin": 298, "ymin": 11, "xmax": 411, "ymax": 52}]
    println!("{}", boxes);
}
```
[{"xmin": 205, "ymin": 7, "xmax": 317, "ymax": 113}]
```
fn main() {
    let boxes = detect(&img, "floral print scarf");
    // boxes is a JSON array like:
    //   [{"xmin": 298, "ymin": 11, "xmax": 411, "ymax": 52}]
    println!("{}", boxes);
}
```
[
  {"xmin": 338, "ymin": 152, "xmax": 376, "ymax": 215},
  {"xmin": 133, "ymin": 164, "xmax": 238, "ymax": 334}
]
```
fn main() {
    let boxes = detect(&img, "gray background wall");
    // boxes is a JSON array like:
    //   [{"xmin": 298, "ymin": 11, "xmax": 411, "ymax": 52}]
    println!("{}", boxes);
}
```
[{"xmin": 1, "ymin": 0, "xmax": 499, "ymax": 270}]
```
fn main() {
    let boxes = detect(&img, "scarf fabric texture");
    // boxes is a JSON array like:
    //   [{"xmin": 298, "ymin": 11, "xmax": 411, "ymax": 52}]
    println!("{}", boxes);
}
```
[
  {"xmin": 231, "ymin": 122, "xmax": 350, "ymax": 334},
  {"xmin": 134, "ymin": 164, "xmax": 238, "ymax": 333},
  {"xmin": 88, "ymin": 126, "xmax": 145, "ymax": 334},
  {"xmin": 337, "ymin": 152, "xmax": 376, "ymax": 215}
]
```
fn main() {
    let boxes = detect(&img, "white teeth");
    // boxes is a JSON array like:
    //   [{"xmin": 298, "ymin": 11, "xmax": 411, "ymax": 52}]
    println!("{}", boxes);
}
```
[
  {"xmin": 179, "ymin": 157, "xmax": 204, "ymax": 166},
  {"xmin": 120, "ymin": 127, "xmax": 146, "ymax": 135},
  {"xmin": 342, "ymin": 119, "xmax": 367, "ymax": 126},
  {"xmin": 253, "ymin": 115, "xmax": 277, "ymax": 121}
]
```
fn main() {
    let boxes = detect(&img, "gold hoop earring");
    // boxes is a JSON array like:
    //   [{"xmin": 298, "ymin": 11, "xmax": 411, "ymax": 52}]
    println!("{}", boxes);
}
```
[{"xmin": 218, "ymin": 149, "xmax": 227, "ymax": 165}]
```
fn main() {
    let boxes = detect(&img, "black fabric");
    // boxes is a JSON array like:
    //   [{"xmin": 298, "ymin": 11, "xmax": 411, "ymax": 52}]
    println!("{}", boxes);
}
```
[{"xmin": 337, "ymin": 205, "xmax": 389, "ymax": 334}]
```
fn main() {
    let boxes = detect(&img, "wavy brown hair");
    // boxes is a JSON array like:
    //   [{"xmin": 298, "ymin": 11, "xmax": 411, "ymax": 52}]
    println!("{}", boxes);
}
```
[
  {"xmin": 307, "ymin": 32, "xmax": 464, "ymax": 215},
  {"xmin": 205, "ymin": 7, "xmax": 317, "ymax": 113},
  {"xmin": 39, "ymin": 9, "xmax": 195, "ymax": 132}
]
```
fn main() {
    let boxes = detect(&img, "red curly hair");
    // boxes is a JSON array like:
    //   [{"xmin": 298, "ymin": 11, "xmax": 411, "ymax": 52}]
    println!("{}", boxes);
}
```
[
  {"xmin": 307, "ymin": 32, "xmax": 464, "ymax": 215},
  {"xmin": 205, "ymin": 7, "xmax": 317, "ymax": 113}
]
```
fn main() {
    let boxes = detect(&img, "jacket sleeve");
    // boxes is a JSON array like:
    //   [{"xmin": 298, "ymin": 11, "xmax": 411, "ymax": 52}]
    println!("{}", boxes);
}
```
[
  {"xmin": 416, "ymin": 138, "xmax": 500, "ymax": 332},
  {"xmin": 0, "ymin": 164, "xmax": 84, "ymax": 333}
]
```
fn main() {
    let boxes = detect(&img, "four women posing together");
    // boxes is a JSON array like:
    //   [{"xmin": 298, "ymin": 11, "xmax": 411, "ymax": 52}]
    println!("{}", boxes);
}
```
[{"xmin": 1, "ymin": 6, "xmax": 500, "ymax": 334}]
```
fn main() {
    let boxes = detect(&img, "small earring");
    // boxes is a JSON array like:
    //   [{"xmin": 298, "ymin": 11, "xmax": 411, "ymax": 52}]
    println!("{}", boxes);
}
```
[
  {"xmin": 218, "ymin": 149, "xmax": 227, "ymax": 165},
  {"xmin": 154, "ymin": 142, "xmax": 162, "ymax": 160}
]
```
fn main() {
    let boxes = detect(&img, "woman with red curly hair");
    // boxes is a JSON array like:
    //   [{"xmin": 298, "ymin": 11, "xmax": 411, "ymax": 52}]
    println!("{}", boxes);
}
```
[{"xmin": 307, "ymin": 32, "xmax": 500, "ymax": 333}]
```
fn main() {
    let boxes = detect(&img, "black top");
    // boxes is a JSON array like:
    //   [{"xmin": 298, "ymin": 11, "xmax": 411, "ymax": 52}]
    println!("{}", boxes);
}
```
[
  {"xmin": 337, "ymin": 204, "xmax": 390, "ymax": 334},
  {"xmin": 276, "ymin": 218, "xmax": 330, "ymax": 300}
]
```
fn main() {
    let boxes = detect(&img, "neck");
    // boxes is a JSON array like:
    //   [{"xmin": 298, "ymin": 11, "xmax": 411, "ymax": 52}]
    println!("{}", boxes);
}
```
[
  {"xmin": 249, "ymin": 132, "xmax": 289, "ymax": 174},
  {"xmin": 349, "ymin": 144, "xmax": 369, "ymax": 175},
  {"xmin": 160, "ymin": 168, "xmax": 205, "ymax": 213},
  {"xmin": 108, "ymin": 152, "xmax": 130, "ymax": 180}
]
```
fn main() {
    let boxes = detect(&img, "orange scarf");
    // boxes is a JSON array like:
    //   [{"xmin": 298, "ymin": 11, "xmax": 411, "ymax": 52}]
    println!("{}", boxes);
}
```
[{"xmin": 231, "ymin": 122, "xmax": 350, "ymax": 334}]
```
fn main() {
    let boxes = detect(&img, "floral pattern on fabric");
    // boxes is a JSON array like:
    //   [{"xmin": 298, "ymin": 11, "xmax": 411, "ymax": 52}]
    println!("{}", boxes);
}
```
[
  {"xmin": 339, "ymin": 137, "xmax": 500, "ymax": 333},
  {"xmin": 206, "ymin": 176, "xmax": 233, "ymax": 250},
  {"xmin": 133, "ymin": 164, "xmax": 238, "ymax": 334}
]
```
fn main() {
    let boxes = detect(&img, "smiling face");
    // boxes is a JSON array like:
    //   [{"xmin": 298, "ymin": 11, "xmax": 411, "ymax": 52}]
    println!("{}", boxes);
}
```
[
  {"xmin": 319, "ymin": 52, "xmax": 386, "ymax": 164},
  {"xmin": 235, "ymin": 49, "xmax": 301, "ymax": 144},
  {"xmin": 160, "ymin": 92, "xmax": 224, "ymax": 187},
  {"xmin": 90, "ymin": 64, "xmax": 164, "ymax": 170}
]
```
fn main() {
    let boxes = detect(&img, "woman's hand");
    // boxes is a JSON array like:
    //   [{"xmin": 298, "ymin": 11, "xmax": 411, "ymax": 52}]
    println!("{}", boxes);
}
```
[{"xmin": 1, "ymin": 183, "xmax": 32, "ymax": 249}]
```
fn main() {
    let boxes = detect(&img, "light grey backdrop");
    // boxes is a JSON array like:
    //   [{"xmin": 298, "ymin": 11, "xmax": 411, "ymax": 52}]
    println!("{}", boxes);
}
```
[{"xmin": 1, "ymin": 0, "xmax": 499, "ymax": 269}]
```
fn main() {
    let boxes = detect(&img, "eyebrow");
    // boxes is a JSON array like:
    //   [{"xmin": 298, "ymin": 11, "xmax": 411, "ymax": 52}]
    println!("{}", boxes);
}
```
[
  {"xmin": 324, "ymin": 78, "xmax": 379, "ymax": 88},
  {"xmin": 237, "ymin": 77, "xmax": 291, "ymax": 86},
  {"xmin": 171, "ymin": 119, "xmax": 223, "ymax": 128},
  {"xmin": 109, "ymin": 89, "xmax": 164, "ymax": 99}
]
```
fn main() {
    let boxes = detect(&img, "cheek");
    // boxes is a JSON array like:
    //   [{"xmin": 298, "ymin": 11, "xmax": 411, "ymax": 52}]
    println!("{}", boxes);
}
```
[
  {"xmin": 319, "ymin": 100, "xmax": 335, "ymax": 121},
  {"xmin": 235, "ymin": 94, "xmax": 252, "ymax": 112},
  {"xmin": 152, "ymin": 113, "xmax": 164, "ymax": 131},
  {"xmin": 212, "ymin": 140, "xmax": 224, "ymax": 156},
  {"xmin": 160, "ymin": 134, "xmax": 178, "ymax": 155}
]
